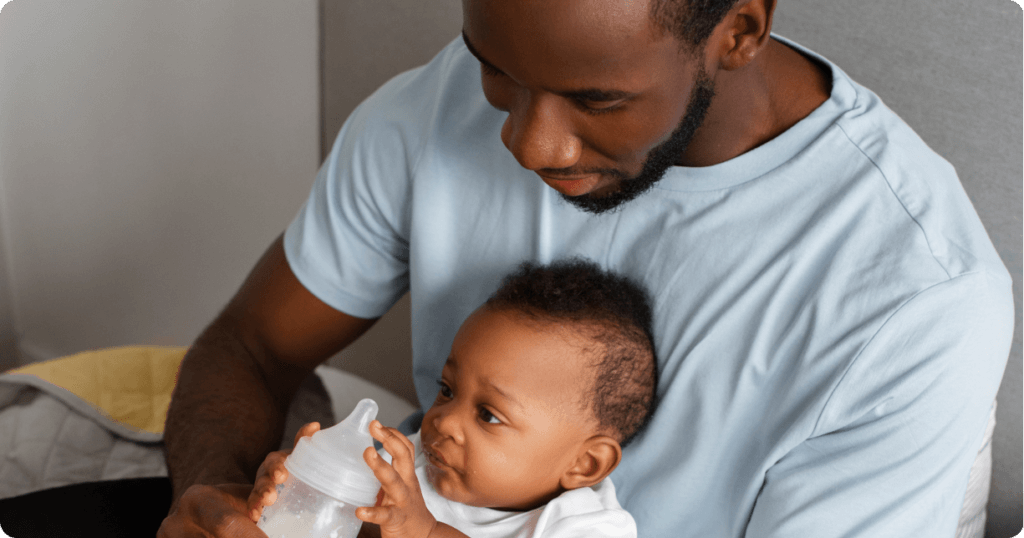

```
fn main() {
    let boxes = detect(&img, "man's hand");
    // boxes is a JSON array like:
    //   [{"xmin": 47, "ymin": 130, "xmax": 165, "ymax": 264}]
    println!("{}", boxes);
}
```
[
  {"xmin": 356, "ymin": 421, "xmax": 439, "ymax": 538},
  {"xmin": 157, "ymin": 483, "xmax": 265, "ymax": 538},
  {"xmin": 158, "ymin": 424, "xmax": 323, "ymax": 537}
]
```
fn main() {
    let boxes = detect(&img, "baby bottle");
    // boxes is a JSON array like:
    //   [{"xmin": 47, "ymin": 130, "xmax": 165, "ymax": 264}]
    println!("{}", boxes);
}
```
[{"xmin": 258, "ymin": 398, "xmax": 382, "ymax": 538}]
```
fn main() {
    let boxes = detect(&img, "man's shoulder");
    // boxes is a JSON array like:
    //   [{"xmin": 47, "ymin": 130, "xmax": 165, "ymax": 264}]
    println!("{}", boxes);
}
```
[
  {"xmin": 349, "ymin": 37, "xmax": 484, "ymax": 129},
  {"xmin": 834, "ymin": 101, "xmax": 1006, "ymax": 282},
  {"xmin": 799, "ymin": 53, "xmax": 1008, "ymax": 284},
  {"xmin": 780, "ymin": 34, "xmax": 956, "ymax": 187},
  {"xmin": 329, "ymin": 36, "xmax": 502, "ymax": 177}
]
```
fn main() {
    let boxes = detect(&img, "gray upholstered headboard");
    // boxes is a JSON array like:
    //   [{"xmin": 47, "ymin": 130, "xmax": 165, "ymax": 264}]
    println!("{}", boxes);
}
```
[
  {"xmin": 772, "ymin": 4, "xmax": 1022, "ymax": 536},
  {"xmin": 320, "ymin": 2, "xmax": 1022, "ymax": 536}
]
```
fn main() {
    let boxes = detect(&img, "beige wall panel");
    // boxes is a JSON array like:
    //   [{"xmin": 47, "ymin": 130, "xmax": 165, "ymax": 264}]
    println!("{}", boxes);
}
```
[{"xmin": 0, "ymin": 0, "xmax": 319, "ymax": 366}]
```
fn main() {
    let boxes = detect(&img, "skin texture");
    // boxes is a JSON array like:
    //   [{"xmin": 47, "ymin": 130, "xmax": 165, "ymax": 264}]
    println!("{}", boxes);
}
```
[
  {"xmin": 249, "ymin": 307, "xmax": 622, "ymax": 538},
  {"xmin": 160, "ymin": 0, "xmax": 829, "ymax": 535},
  {"xmin": 559, "ymin": 65, "xmax": 716, "ymax": 213}
]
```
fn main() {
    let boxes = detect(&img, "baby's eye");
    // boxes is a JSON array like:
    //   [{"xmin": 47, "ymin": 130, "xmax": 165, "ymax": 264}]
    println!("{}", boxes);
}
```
[
  {"xmin": 436, "ymin": 380, "xmax": 453, "ymax": 400},
  {"xmin": 478, "ymin": 407, "xmax": 501, "ymax": 425}
]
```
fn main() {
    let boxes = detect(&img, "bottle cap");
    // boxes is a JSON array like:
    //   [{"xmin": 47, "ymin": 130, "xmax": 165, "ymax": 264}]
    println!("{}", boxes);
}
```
[{"xmin": 285, "ymin": 398, "xmax": 382, "ymax": 505}]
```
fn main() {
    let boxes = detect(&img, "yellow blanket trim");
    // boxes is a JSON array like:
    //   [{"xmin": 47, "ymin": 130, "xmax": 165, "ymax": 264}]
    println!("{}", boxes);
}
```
[{"xmin": 10, "ymin": 346, "xmax": 187, "ymax": 435}]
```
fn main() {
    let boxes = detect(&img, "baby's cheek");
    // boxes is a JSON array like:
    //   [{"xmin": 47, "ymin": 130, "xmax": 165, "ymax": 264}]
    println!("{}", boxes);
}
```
[
  {"xmin": 473, "ymin": 447, "xmax": 521, "ymax": 494},
  {"xmin": 480, "ymin": 443, "xmax": 513, "ymax": 470}
]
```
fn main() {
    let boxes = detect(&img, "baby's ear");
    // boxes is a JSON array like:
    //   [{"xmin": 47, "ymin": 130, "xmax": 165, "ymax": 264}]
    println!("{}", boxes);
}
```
[{"xmin": 560, "ymin": 435, "xmax": 622, "ymax": 490}]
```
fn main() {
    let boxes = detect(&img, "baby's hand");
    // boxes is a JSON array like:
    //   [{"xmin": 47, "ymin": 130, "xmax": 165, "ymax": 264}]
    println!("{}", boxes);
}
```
[
  {"xmin": 356, "ymin": 421, "xmax": 437, "ymax": 538},
  {"xmin": 246, "ymin": 421, "xmax": 322, "ymax": 522}
]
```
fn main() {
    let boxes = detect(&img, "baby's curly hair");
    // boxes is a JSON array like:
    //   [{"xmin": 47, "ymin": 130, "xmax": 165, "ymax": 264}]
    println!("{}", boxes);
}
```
[{"xmin": 486, "ymin": 259, "xmax": 657, "ymax": 447}]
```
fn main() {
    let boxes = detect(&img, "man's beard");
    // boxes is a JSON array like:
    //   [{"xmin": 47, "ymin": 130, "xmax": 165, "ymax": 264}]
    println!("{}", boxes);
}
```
[{"xmin": 561, "ymin": 69, "xmax": 716, "ymax": 214}]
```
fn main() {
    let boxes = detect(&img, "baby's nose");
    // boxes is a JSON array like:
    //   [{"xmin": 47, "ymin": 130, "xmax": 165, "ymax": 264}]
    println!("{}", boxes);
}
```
[{"xmin": 432, "ymin": 408, "xmax": 465, "ymax": 445}]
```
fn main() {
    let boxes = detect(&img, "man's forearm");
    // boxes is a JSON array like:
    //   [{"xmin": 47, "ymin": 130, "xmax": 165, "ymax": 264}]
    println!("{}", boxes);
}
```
[{"xmin": 164, "ymin": 319, "xmax": 306, "ymax": 502}]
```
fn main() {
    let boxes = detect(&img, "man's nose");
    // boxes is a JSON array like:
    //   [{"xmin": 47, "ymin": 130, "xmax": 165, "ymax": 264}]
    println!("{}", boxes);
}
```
[{"xmin": 500, "ymin": 95, "xmax": 581, "ymax": 172}]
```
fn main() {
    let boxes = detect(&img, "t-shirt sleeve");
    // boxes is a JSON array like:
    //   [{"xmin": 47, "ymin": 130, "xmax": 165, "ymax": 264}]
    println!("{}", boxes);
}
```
[
  {"xmin": 283, "ymin": 60, "xmax": 444, "ymax": 318},
  {"xmin": 744, "ymin": 271, "xmax": 1013, "ymax": 537},
  {"xmin": 532, "ymin": 481, "xmax": 637, "ymax": 538}
]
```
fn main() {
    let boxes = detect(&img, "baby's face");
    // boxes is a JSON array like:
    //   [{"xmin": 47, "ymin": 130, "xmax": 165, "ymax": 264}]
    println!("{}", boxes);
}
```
[{"xmin": 420, "ymin": 306, "xmax": 600, "ymax": 511}]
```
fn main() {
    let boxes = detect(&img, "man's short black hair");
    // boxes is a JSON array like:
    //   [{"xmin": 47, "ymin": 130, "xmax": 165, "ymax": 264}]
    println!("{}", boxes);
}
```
[
  {"xmin": 486, "ymin": 259, "xmax": 657, "ymax": 447},
  {"xmin": 650, "ymin": 0, "xmax": 740, "ymax": 51}
]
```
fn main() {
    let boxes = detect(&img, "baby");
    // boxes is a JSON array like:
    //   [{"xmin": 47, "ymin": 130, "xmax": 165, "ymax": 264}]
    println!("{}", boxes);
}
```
[{"xmin": 249, "ymin": 259, "xmax": 658, "ymax": 538}]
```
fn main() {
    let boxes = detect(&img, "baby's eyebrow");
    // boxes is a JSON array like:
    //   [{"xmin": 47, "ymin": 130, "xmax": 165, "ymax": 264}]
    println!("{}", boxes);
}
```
[{"xmin": 484, "ymin": 380, "xmax": 524, "ymax": 411}]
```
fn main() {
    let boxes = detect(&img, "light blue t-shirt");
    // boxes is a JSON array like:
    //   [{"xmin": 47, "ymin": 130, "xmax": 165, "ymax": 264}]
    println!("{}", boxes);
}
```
[{"xmin": 284, "ymin": 36, "xmax": 1014, "ymax": 538}]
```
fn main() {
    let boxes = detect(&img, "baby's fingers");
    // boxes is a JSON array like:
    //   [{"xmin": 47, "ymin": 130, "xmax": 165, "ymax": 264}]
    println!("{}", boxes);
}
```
[
  {"xmin": 248, "ymin": 452, "xmax": 289, "ymax": 520},
  {"xmin": 363, "ymin": 447, "xmax": 411, "ymax": 504},
  {"xmin": 369, "ymin": 421, "xmax": 417, "ymax": 479},
  {"xmin": 293, "ymin": 421, "xmax": 321, "ymax": 449},
  {"xmin": 246, "ymin": 482, "xmax": 278, "ymax": 522},
  {"xmin": 355, "ymin": 505, "xmax": 404, "ymax": 527},
  {"xmin": 254, "ymin": 452, "xmax": 289, "ymax": 490}
]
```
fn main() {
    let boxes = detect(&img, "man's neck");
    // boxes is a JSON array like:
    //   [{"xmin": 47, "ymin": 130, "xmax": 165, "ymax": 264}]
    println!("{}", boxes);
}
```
[{"xmin": 680, "ymin": 38, "xmax": 831, "ymax": 168}]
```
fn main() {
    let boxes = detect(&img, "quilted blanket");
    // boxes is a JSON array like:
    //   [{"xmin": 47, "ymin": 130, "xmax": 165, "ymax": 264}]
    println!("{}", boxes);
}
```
[
  {"xmin": 0, "ymin": 346, "xmax": 345, "ymax": 501},
  {"xmin": 0, "ymin": 347, "xmax": 181, "ymax": 499}
]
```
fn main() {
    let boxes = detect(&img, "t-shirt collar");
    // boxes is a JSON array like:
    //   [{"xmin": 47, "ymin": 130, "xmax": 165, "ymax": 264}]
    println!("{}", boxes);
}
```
[{"xmin": 654, "ymin": 34, "xmax": 858, "ymax": 193}]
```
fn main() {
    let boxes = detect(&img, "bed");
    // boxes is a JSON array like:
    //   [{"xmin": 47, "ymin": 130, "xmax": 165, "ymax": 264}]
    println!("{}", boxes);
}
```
[{"xmin": 0, "ymin": 346, "xmax": 415, "ymax": 501}]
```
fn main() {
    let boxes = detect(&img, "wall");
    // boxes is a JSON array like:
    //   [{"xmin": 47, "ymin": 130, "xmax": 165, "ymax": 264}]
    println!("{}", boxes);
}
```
[
  {"xmin": 0, "ymin": 165, "xmax": 15, "ymax": 370},
  {"xmin": 0, "ymin": 0, "xmax": 319, "ymax": 367}
]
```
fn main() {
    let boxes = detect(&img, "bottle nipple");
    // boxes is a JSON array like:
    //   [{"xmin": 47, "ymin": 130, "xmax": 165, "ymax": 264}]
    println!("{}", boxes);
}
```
[{"xmin": 284, "ymin": 398, "xmax": 382, "ymax": 505}]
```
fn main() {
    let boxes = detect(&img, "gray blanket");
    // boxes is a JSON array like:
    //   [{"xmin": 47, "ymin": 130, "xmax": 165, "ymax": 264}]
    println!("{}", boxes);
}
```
[
  {"xmin": 0, "ymin": 375, "xmax": 166, "ymax": 499},
  {"xmin": 0, "ymin": 371, "xmax": 335, "ymax": 500}
]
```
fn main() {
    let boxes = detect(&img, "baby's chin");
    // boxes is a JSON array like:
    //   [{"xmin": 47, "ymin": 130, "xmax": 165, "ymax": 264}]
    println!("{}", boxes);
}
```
[
  {"xmin": 424, "ymin": 460, "xmax": 467, "ymax": 504},
  {"xmin": 425, "ymin": 461, "xmax": 502, "ymax": 509},
  {"xmin": 425, "ymin": 462, "xmax": 550, "ymax": 513},
  {"xmin": 424, "ymin": 460, "xmax": 444, "ymax": 492}
]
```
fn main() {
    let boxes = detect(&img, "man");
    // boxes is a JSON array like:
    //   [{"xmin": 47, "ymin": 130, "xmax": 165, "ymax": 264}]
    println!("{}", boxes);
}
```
[{"xmin": 159, "ymin": 0, "xmax": 1013, "ymax": 536}]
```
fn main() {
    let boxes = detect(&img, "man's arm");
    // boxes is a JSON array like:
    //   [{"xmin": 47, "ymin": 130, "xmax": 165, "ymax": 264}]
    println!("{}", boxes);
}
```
[{"xmin": 159, "ymin": 234, "xmax": 377, "ymax": 535}]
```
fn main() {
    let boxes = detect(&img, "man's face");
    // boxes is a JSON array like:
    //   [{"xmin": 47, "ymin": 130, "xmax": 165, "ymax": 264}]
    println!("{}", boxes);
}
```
[{"xmin": 463, "ymin": 0, "xmax": 715, "ymax": 213}]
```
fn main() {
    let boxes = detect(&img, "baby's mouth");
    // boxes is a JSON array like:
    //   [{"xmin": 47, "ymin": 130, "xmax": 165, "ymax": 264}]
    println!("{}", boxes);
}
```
[{"xmin": 422, "ymin": 445, "xmax": 448, "ymax": 467}]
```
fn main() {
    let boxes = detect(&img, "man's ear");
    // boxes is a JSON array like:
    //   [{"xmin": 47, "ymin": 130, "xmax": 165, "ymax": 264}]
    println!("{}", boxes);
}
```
[
  {"xmin": 707, "ymin": 0, "xmax": 776, "ymax": 71},
  {"xmin": 560, "ymin": 435, "xmax": 622, "ymax": 490}
]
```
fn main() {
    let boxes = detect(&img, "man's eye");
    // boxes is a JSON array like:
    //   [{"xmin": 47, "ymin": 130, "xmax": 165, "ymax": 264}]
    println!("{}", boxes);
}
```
[
  {"xmin": 480, "ymin": 63, "xmax": 503, "ymax": 78},
  {"xmin": 576, "ymin": 99, "xmax": 623, "ymax": 116},
  {"xmin": 478, "ymin": 407, "xmax": 501, "ymax": 425}
]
